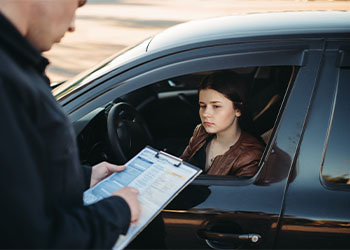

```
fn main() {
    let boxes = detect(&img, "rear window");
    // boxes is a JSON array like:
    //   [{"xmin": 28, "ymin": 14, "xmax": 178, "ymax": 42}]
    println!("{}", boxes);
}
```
[{"xmin": 321, "ymin": 68, "xmax": 350, "ymax": 185}]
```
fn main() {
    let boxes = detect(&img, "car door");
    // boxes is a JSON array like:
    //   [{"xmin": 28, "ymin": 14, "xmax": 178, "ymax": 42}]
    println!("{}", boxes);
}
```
[
  {"xmin": 115, "ymin": 40, "xmax": 324, "ymax": 249},
  {"xmin": 275, "ymin": 41, "xmax": 350, "ymax": 248}
]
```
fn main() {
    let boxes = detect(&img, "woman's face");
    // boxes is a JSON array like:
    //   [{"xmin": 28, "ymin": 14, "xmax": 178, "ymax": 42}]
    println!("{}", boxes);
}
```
[{"xmin": 199, "ymin": 89, "xmax": 241, "ymax": 134}]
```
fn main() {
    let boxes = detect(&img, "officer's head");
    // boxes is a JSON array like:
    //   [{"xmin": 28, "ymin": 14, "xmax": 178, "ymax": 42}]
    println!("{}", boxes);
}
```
[{"xmin": 0, "ymin": 0, "xmax": 87, "ymax": 51}]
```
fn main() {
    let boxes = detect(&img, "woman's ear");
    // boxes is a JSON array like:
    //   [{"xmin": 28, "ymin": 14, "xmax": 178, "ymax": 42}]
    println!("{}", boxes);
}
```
[
  {"xmin": 235, "ymin": 109, "xmax": 242, "ymax": 118},
  {"xmin": 233, "ymin": 101, "xmax": 243, "ymax": 118}
]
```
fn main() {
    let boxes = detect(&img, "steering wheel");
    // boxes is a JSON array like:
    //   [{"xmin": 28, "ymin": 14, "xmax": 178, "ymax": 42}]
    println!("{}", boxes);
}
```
[{"xmin": 107, "ymin": 102, "xmax": 154, "ymax": 164}]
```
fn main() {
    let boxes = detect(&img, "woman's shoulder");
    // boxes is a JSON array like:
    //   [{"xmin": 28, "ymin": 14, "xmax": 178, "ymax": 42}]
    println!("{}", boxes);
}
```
[
  {"xmin": 239, "ymin": 131, "xmax": 265, "ymax": 150},
  {"xmin": 234, "ymin": 131, "xmax": 265, "ymax": 162},
  {"xmin": 230, "ymin": 132, "xmax": 264, "ymax": 176}
]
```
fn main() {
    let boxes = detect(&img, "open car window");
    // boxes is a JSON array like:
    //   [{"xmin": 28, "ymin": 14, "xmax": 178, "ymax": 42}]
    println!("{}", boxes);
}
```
[{"xmin": 76, "ymin": 65, "xmax": 298, "ymax": 180}]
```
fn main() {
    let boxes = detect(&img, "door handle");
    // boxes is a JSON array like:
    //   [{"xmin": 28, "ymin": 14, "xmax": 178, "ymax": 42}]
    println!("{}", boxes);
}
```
[{"xmin": 197, "ymin": 229, "xmax": 261, "ymax": 244}]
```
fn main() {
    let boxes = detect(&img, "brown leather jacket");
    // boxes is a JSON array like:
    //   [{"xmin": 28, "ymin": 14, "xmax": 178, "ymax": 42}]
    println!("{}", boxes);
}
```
[{"xmin": 181, "ymin": 124, "xmax": 265, "ymax": 176}]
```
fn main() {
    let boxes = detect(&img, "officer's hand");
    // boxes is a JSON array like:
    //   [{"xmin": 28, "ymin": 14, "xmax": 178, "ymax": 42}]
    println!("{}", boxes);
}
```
[
  {"xmin": 113, "ymin": 187, "xmax": 141, "ymax": 224},
  {"xmin": 90, "ymin": 161, "xmax": 126, "ymax": 187}
]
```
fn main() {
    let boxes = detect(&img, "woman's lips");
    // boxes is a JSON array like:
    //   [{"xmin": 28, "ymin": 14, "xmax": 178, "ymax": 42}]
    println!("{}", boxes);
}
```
[{"xmin": 203, "ymin": 122, "xmax": 214, "ymax": 126}]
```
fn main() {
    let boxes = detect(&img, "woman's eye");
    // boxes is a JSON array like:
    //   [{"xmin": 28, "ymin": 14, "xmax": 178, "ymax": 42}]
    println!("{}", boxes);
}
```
[
  {"xmin": 199, "ymin": 105, "xmax": 206, "ymax": 109},
  {"xmin": 214, "ymin": 105, "xmax": 221, "ymax": 109}
]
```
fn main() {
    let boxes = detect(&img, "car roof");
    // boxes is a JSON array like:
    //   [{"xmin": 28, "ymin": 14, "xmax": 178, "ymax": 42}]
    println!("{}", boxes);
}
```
[
  {"xmin": 147, "ymin": 11, "xmax": 350, "ymax": 52},
  {"xmin": 54, "ymin": 10, "xmax": 350, "ymax": 102}
]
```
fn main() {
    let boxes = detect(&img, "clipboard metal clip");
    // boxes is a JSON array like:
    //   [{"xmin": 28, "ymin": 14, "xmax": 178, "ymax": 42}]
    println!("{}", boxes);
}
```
[{"xmin": 155, "ymin": 151, "xmax": 183, "ymax": 167}]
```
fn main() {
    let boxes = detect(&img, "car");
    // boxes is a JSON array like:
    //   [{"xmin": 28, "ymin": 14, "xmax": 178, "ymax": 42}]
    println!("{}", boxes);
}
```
[{"xmin": 53, "ymin": 11, "xmax": 350, "ymax": 249}]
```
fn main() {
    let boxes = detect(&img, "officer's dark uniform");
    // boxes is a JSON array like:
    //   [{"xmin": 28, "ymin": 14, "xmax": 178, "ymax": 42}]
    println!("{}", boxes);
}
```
[{"xmin": 0, "ymin": 13, "xmax": 131, "ymax": 249}]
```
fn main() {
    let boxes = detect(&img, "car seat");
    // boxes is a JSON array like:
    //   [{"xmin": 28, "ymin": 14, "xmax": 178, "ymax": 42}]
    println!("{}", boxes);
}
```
[{"xmin": 249, "ymin": 66, "xmax": 296, "ymax": 144}]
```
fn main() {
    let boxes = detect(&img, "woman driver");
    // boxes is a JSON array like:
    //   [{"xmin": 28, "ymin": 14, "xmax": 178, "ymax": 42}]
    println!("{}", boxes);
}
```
[{"xmin": 181, "ymin": 71, "xmax": 265, "ymax": 176}]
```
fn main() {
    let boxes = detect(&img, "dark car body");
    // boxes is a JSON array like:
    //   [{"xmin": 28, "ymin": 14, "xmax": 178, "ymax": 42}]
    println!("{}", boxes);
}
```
[{"xmin": 54, "ymin": 11, "xmax": 350, "ymax": 249}]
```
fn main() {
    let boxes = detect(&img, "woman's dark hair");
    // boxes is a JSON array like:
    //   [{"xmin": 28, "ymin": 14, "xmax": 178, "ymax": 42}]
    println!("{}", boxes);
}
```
[{"xmin": 199, "ymin": 71, "xmax": 264, "ymax": 144}]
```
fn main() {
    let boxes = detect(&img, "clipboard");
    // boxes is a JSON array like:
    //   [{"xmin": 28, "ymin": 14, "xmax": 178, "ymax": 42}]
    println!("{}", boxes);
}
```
[{"xmin": 83, "ymin": 146, "xmax": 202, "ymax": 250}]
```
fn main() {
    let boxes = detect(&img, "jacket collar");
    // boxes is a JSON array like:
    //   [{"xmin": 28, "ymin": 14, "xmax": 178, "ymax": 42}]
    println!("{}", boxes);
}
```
[{"xmin": 0, "ymin": 13, "xmax": 49, "ymax": 75}]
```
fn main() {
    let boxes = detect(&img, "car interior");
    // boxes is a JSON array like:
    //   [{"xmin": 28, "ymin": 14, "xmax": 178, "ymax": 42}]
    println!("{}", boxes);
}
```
[{"xmin": 76, "ymin": 66, "xmax": 298, "ymax": 175}]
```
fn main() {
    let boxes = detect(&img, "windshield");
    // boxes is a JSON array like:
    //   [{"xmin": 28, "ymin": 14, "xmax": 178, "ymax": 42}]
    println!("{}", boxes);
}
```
[{"xmin": 53, "ymin": 38, "xmax": 152, "ymax": 100}]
